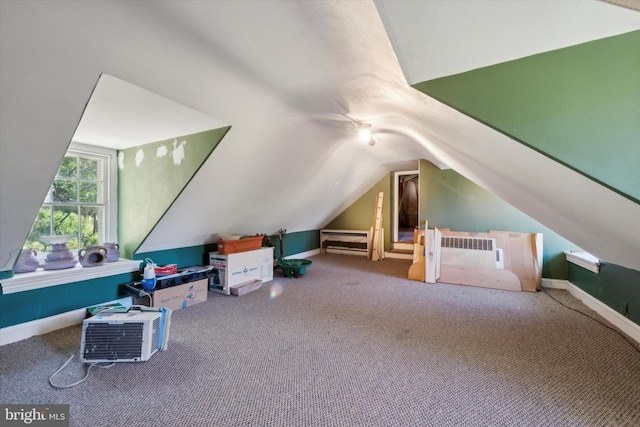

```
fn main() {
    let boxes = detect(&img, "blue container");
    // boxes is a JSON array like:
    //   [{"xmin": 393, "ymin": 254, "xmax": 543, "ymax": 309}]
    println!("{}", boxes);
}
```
[{"xmin": 141, "ymin": 278, "xmax": 157, "ymax": 291}]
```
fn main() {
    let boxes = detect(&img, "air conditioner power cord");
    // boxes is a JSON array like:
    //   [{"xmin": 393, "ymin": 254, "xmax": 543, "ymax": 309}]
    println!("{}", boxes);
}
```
[
  {"xmin": 541, "ymin": 286, "xmax": 640, "ymax": 357},
  {"xmin": 49, "ymin": 348, "xmax": 115, "ymax": 389}
]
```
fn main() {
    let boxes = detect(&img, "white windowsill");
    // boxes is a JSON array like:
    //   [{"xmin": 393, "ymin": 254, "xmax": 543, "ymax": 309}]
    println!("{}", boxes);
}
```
[
  {"xmin": 564, "ymin": 251, "xmax": 600, "ymax": 274},
  {"xmin": 0, "ymin": 259, "xmax": 140, "ymax": 294}
]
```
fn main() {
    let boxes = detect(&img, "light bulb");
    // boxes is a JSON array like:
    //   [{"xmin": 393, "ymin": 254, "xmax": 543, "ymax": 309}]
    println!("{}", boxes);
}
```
[{"xmin": 358, "ymin": 127, "xmax": 372, "ymax": 142}]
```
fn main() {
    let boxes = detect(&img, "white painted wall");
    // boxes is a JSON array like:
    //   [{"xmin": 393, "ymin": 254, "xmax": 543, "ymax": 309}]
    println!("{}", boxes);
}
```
[{"xmin": 375, "ymin": 0, "xmax": 640, "ymax": 84}]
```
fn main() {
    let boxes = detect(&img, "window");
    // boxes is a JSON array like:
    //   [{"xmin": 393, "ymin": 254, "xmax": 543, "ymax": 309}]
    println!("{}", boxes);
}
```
[{"xmin": 25, "ymin": 143, "xmax": 117, "ymax": 254}]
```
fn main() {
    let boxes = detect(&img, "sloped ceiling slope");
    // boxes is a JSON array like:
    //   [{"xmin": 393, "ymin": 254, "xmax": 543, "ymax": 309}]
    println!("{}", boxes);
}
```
[
  {"xmin": 0, "ymin": 0, "xmax": 433, "ymax": 271},
  {"xmin": 375, "ymin": 0, "xmax": 640, "ymax": 271},
  {"xmin": 1, "ymin": 1, "xmax": 639, "ymax": 273},
  {"xmin": 375, "ymin": 0, "xmax": 640, "ymax": 83}
]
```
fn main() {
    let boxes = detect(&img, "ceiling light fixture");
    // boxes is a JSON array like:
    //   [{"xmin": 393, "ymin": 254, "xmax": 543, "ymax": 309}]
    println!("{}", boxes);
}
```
[
  {"xmin": 356, "ymin": 122, "xmax": 376, "ymax": 146},
  {"xmin": 358, "ymin": 127, "xmax": 372, "ymax": 142}
]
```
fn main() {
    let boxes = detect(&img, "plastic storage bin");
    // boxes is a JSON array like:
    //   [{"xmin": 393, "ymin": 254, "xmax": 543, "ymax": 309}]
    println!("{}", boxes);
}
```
[
  {"xmin": 277, "ymin": 259, "xmax": 312, "ymax": 278},
  {"xmin": 217, "ymin": 236, "xmax": 263, "ymax": 254}
]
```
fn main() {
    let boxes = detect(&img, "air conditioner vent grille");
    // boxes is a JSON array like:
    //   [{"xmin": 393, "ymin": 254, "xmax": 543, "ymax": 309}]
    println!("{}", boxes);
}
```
[
  {"xmin": 152, "ymin": 317, "xmax": 160, "ymax": 349},
  {"xmin": 441, "ymin": 236, "xmax": 494, "ymax": 251},
  {"xmin": 83, "ymin": 322, "xmax": 143, "ymax": 361}
]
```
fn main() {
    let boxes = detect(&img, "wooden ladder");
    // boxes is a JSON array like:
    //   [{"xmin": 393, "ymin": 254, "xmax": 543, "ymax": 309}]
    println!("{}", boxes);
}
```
[{"xmin": 408, "ymin": 228, "xmax": 425, "ymax": 281}]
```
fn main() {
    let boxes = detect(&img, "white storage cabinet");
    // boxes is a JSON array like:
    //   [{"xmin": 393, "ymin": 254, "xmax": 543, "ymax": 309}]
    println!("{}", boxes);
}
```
[{"xmin": 209, "ymin": 247, "xmax": 274, "ymax": 295}]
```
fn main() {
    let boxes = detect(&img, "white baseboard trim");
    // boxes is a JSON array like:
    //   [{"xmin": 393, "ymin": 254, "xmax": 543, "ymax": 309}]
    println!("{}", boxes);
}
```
[
  {"xmin": 0, "ymin": 296, "xmax": 132, "ymax": 346},
  {"xmin": 385, "ymin": 252, "xmax": 413, "ymax": 260},
  {"xmin": 542, "ymin": 278, "xmax": 640, "ymax": 345},
  {"xmin": 285, "ymin": 248, "xmax": 321, "ymax": 259},
  {"xmin": 541, "ymin": 278, "xmax": 570, "ymax": 289}
]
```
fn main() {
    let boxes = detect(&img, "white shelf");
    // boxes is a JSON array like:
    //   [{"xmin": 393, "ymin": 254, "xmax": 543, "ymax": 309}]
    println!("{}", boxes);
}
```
[
  {"xmin": 564, "ymin": 251, "xmax": 600, "ymax": 274},
  {"xmin": 320, "ymin": 229, "xmax": 370, "ymax": 256}
]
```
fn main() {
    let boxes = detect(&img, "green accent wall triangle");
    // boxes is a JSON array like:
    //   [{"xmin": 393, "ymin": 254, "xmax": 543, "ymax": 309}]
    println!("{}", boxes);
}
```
[
  {"xmin": 413, "ymin": 31, "xmax": 640, "ymax": 203},
  {"xmin": 118, "ymin": 126, "xmax": 230, "ymax": 259}
]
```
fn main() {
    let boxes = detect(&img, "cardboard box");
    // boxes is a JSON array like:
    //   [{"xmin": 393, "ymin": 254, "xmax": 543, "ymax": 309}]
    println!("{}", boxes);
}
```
[
  {"xmin": 209, "ymin": 247, "xmax": 273, "ymax": 295},
  {"xmin": 230, "ymin": 279, "xmax": 262, "ymax": 296},
  {"xmin": 133, "ymin": 279, "xmax": 208, "ymax": 310}
]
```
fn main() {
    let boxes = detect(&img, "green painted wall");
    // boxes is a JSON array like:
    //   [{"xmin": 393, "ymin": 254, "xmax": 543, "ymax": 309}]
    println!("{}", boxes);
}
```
[
  {"xmin": 325, "ymin": 161, "xmax": 582, "ymax": 279},
  {"xmin": 419, "ymin": 160, "xmax": 581, "ymax": 279},
  {"xmin": 414, "ymin": 30, "xmax": 640, "ymax": 203},
  {"xmin": 135, "ymin": 244, "xmax": 218, "ymax": 268},
  {"xmin": 324, "ymin": 176, "xmax": 392, "ymax": 250},
  {"xmin": 568, "ymin": 262, "xmax": 640, "ymax": 325},
  {"xmin": 118, "ymin": 127, "xmax": 230, "ymax": 259},
  {"xmin": 265, "ymin": 230, "xmax": 321, "ymax": 260},
  {"xmin": 136, "ymin": 230, "xmax": 320, "ymax": 266},
  {"xmin": 0, "ymin": 272, "xmax": 137, "ymax": 328},
  {"xmin": 137, "ymin": 230, "xmax": 320, "ymax": 265}
]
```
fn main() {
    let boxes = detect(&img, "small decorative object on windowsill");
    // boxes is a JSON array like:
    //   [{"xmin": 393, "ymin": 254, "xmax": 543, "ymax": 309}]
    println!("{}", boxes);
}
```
[
  {"xmin": 14, "ymin": 248, "xmax": 41, "ymax": 274},
  {"xmin": 102, "ymin": 242, "xmax": 120, "ymax": 262},
  {"xmin": 42, "ymin": 235, "xmax": 78, "ymax": 270},
  {"xmin": 78, "ymin": 245, "xmax": 107, "ymax": 267}
]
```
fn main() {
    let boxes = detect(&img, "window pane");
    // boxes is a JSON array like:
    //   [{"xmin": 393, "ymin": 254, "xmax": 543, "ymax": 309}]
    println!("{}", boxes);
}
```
[
  {"xmin": 52, "ymin": 206, "xmax": 79, "ymax": 246},
  {"xmin": 65, "ymin": 236, "xmax": 79, "ymax": 251},
  {"xmin": 52, "ymin": 180, "xmax": 77, "ymax": 203},
  {"xmin": 80, "ymin": 206, "xmax": 103, "ymax": 248},
  {"xmin": 24, "ymin": 145, "xmax": 114, "ymax": 261},
  {"xmin": 25, "ymin": 206, "xmax": 52, "ymax": 252},
  {"xmin": 57, "ymin": 156, "xmax": 77, "ymax": 179},
  {"xmin": 79, "ymin": 157, "xmax": 98, "ymax": 181},
  {"xmin": 79, "ymin": 181, "xmax": 99, "ymax": 203}
]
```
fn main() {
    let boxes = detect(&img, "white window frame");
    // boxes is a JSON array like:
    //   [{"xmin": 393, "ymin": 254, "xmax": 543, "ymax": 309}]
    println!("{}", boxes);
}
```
[
  {"xmin": 30, "ymin": 142, "xmax": 117, "ymax": 255},
  {"xmin": 63, "ymin": 142, "xmax": 119, "ymax": 245},
  {"xmin": 1, "ymin": 143, "xmax": 138, "ymax": 294}
]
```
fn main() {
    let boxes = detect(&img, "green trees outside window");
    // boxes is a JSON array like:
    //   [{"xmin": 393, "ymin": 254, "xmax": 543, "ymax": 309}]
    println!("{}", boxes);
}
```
[{"xmin": 25, "ymin": 152, "xmax": 106, "ymax": 253}]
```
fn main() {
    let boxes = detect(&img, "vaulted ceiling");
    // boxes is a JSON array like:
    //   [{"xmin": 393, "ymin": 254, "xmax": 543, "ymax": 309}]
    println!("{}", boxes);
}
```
[{"xmin": 0, "ymin": 0, "xmax": 638, "ymax": 273}]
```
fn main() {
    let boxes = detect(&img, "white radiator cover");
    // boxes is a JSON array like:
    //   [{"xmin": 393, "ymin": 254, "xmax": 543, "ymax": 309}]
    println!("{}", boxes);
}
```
[{"xmin": 440, "ymin": 236, "xmax": 503, "ymax": 269}]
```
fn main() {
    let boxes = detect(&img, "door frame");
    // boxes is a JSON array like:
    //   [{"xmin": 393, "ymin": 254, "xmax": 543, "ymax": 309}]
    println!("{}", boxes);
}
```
[{"xmin": 392, "ymin": 169, "xmax": 419, "ymax": 250}]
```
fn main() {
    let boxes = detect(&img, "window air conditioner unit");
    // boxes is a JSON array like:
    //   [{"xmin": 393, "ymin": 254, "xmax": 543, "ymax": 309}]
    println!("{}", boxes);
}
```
[{"xmin": 80, "ymin": 306, "xmax": 171, "ymax": 363}]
